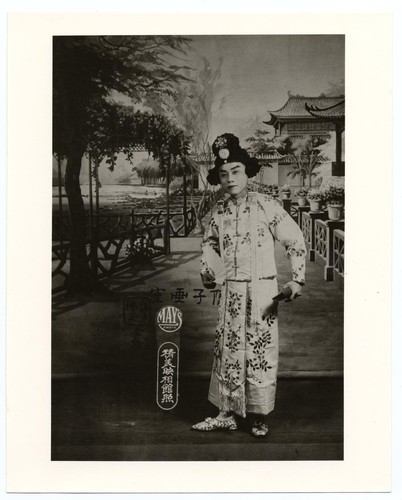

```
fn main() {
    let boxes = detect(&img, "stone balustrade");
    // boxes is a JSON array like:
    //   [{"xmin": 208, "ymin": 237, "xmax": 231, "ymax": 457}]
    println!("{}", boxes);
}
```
[
  {"xmin": 314, "ymin": 219, "xmax": 345, "ymax": 281},
  {"xmin": 290, "ymin": 203, "xmax": 345, "ymax": 282}
]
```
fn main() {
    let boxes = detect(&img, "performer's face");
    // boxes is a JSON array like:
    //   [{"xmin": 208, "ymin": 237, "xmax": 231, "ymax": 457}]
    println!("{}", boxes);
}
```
[{"xmin": 219, "ymin": 162, "xmax": 248, "ymax": 199}]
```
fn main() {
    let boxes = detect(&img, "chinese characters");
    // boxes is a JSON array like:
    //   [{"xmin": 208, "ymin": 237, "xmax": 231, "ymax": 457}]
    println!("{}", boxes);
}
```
[
  {"xmin": 157, "ymin": 342, "xmax": 179, "ymax": 410},
  {"xmin": 151, "ymin": 287, "xmax": 221, "ymax": 306}
]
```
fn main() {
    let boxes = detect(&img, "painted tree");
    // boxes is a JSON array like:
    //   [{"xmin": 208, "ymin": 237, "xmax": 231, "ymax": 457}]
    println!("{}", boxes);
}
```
[
  {"xmin": 167, "ymin": 56, "xmax": 225, "ymax": 232},
  {"xmin": 246, "ymin": 128, "xmax": 280, "ymax": 158},
  {"xmin": 280, "ymin": 135, "xmax": 330, "ymax": 188},
  {"xmin": 245, "ymin": 129, "xmax": 331, "ymax": 188},
  {"xmin": 53, "ymin": 35, "xmax": 192, "ymax": 293},
  {"xmin": 245, "ymin": 129, "xmax": 284, "ymax": 188},
  {"xmin": 134, "ymin": 158, "xmax": 164, "ymax": 185}
]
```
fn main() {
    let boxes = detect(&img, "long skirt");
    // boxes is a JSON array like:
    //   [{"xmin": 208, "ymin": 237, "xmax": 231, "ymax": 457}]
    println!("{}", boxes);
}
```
[{"xmin": 208, "ymin": 278, "xmax": 279, "ymax": 417}]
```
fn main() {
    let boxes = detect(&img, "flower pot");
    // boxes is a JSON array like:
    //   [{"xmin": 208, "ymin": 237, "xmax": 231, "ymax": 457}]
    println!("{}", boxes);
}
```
[
  {"xmin": 282, "ymin": 192, "xmax": 291, "ymax": 199},
  {"xmin": 297, "ymin": 196, "xmax": 307, "ymax": 207},
  {"xmin": 328, "ymin": 204, "xmax": 343, "ymax": 221},
  {"xmin": 308, "ymin": 199, "xmax": 321, "ymax": 212}
]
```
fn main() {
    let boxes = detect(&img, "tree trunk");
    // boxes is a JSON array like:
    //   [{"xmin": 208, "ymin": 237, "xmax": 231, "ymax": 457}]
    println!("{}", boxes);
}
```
[
  {"xmin": 64, "ymin": 143, "xmax": 98, "ymax": 294},
  {"xmin": 307, "ymin": 157, "xmax": 314, "ymax": 188},
  {"xmin": 185, "ymin": 158, "xmax": 204, "ymax": 235},
  {"xmin": 183, "ymin": 167, "xmax": 187, "ymax": 235}
]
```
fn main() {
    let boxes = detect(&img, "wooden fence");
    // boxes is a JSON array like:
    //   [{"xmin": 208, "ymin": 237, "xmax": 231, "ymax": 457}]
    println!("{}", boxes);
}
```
[{"xmin": 52, "ymin": 205, "xmax": 196, "ymax": 293}]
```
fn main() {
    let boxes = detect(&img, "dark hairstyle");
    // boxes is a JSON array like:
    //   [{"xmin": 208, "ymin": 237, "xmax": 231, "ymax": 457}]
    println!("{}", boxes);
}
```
[{"xmin": 207, "ymin": 133, "xmax": 261, "ymax": 186}]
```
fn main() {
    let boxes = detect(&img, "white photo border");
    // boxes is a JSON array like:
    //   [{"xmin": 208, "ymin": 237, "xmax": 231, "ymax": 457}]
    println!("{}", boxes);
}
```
[{"xmin": 6, "ymin": 10, "xmax": 394, "ymax": 494}]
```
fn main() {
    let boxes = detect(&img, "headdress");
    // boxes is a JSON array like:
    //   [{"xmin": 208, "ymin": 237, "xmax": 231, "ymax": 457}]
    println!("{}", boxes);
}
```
[{"xmin": 207, "ymin": 133, "xmax": 261, "ymax": 186}]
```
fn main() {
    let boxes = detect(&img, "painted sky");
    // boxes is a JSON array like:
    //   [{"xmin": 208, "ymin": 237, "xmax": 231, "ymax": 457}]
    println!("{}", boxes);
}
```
[
  {"xmin": 56, "ymin": 35, "xmax": 345, "ymax": 184},
  {"xmin": 187, "ymin": 35, "xmax": 345, "ymax": 144}
]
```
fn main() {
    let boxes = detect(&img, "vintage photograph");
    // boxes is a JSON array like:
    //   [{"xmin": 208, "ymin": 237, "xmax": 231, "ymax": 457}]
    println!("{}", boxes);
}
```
[{"xmin": 51, "ymin": 34, "xmax": 345, "ymax": 461}]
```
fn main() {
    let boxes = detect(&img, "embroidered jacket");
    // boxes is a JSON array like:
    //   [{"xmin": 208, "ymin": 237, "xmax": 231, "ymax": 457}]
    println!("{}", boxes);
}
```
[{"xmin": 201, "ymin": 192, "xmax": 306, "ymax": 284}]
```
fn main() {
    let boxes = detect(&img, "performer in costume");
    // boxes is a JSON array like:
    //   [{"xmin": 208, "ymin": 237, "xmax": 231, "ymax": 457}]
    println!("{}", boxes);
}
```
[{"xmin": 192, "ymin": 133, "xmax": 307, "ymax": 437}]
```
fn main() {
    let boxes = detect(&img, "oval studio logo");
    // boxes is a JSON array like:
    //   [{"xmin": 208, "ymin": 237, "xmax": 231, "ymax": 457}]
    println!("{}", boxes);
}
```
[{"xmin": 156, "ymin": 306, "xmax": 183, "ymax": 333}]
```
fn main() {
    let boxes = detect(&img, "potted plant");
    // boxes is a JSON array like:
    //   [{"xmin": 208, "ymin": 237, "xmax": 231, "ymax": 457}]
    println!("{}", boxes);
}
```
[
  {"xmin": 323, "ymin": 186, "xmax": 345, "ymax": 220},
  {"xmin": 294, "ymin": 187, "xmax": 308, "ymax": 207},
  {"xmin": 281, "ymin": 184, "xmax": 291, "ymax": 199},
  {"xmin": 307, "ymin": 188, "xmax": 324, "ymax": 212}
]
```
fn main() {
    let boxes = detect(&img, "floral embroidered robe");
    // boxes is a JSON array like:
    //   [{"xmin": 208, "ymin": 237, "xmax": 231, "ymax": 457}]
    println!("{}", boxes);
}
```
[{"xmin": 201, "ymin": 192, "xmax": 306, "ymax": 417}]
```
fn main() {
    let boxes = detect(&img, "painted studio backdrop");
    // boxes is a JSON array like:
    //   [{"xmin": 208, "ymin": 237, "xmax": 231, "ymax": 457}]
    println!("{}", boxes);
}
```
[{"xmin": 52, "ymin": 35, "xmax": 345, "ymax": 461}]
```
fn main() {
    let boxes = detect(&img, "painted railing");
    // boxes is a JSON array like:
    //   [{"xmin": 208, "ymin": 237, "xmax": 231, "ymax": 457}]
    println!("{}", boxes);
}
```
[
  {"xmin": 314, "ymin": 219, "xmax": 345, "ymax": 281},
  {"xmin": 301, "ymin": 211, "xmax": 312, "ymax": 245},
  {"xmin": 52, "ymin": 205, "xmax": 196, "ymax": 293},
  {"xmin": 315, "ymin": 219, "xmax": 328, "ymax": 261},
  {"xmin": 333, "ymin": 229, "xmax": 345, "ymax": 277},
  {"xmin": 302, "ymin": 210, "xmax": 328, "ymax": 262}
]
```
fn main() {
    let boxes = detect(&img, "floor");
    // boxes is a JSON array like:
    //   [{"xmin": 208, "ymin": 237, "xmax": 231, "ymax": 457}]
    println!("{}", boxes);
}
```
[
  {"xmin": 52, "ymin": 375, "xmax": 343, "ymax": 461},
  {"xmin": 52, "ymin": 230, "xmax": 343, "ymax": 462},
  {"xmin": 52, "ymin": 237, "xmax": 344, "ymax": 378}
]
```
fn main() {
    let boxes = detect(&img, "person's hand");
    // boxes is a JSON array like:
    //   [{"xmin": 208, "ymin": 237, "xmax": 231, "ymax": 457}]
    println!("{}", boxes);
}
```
[
  {"xmin": 201, "ymin": 270, "xmax": 216, "ymax": 289},
  {"xmin": 283, "ymin": 281, "xmax": 302, "ymax": 300}
]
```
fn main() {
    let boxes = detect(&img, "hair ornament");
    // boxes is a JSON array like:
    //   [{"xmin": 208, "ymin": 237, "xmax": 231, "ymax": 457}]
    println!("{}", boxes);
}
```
[{"xmin": 218, "ymin": 148, "xmax": 230, "ymax": 160}]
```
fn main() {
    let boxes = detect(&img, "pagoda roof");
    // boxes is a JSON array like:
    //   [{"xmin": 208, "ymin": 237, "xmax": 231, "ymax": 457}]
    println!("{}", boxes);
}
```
[
  {"xmin": 305, "ymin": 99, "xmax": 345, "ymax": 120},
  {"xmin": 265, "ymin": 96, "xmax": 344, "ymax": 125}
]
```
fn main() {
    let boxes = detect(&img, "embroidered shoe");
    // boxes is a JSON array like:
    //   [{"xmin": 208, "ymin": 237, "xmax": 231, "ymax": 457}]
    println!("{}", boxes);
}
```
[
  {"xmin": 251, "ymin": 420, "xmax": 269, "ymax": 438},
  {"xmin": 191, "ymin": 416, "xmax": 238, "ymax": 431}
]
